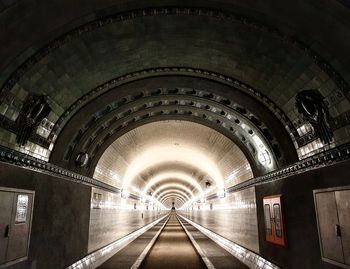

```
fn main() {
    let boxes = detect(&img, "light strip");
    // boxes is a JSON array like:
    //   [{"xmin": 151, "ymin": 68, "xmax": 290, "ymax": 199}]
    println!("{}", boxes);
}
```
[
  {"xmin": 66, "ymin": 214, "xmax": 169, "ymax": 269},
  {"xmin": 178, "ymin": 215, "xmax": 280, "ymax": 269}
]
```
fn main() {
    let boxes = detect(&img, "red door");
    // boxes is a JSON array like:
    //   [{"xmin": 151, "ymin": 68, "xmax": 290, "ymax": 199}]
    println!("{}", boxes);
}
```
[{"xmin": 263, "ymin": 195, "xmax": 287, "ymax": 247}]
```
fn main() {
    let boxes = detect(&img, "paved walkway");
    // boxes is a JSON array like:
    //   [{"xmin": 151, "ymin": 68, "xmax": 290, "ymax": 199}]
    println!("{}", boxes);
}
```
[
  {"xmin": 141, "ymin": 212, "xmax": 207, "ymax": 269},
  {"xmin": 179, "ymin": 216, "xmax": 249, "ymax": 269},
  {"xmin": 98, "ymin": 217, "xmax": 168, "ymax": 269},
  {"xmin": 99, "ymin": 212, "xmax": 249, "ymax": 269}
]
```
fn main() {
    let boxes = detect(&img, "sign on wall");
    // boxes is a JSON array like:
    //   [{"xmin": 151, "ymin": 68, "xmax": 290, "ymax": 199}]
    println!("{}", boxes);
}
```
[
  {"xmin": 15, "ymin": 194, "xmax": 29, "ymax": 224},
  {"xmin": 0, "ymin": 188, "xmax": 34, "ymax": 267}
]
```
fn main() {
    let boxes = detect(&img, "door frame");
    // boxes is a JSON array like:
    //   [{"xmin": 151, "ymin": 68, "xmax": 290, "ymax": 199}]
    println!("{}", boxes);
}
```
[
  {"xmin": 0, "ymin": 187, "xmax": 35, "ymax": 269},
  {"xmin": 314, "ymin": 185, "xmax": 350, "ymax": 269}
]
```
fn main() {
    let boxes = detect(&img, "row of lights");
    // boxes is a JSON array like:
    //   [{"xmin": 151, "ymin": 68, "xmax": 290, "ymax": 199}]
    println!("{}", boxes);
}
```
[{"xmin": 178, "ymin": 187, "xmax": 226, "ymax": 211}]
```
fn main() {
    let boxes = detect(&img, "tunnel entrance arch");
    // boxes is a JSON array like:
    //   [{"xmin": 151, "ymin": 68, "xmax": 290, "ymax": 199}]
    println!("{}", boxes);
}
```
[
  {"xmin": 50, "ymin": 75, "xmax": 298, "ymax": 178},
  {"xmin": 91, "ymin": 120, "xmax": 255, "ymax": 208}
]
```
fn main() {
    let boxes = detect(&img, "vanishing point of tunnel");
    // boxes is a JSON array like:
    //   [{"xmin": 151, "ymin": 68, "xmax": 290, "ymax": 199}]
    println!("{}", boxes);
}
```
[{"xmin": 0, "ymin": 1, "xmax": 350, "ymax": 269}]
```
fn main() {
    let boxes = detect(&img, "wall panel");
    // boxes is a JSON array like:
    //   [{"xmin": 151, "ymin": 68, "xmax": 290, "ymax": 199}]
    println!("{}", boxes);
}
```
[
  {"xmin": 255, "ymin": 159, "xmax": 350, "ymax": 269},
  {"xmin": 88, "ymin": 188, "xmax": 167, "ymax": 252},
  {"xmin": 179, "ymin": 187, "xmax": 259, "ymax": 253},
  {"xmin": 0, "ymin": 162, "xmax": 91, "ymax": 269}
]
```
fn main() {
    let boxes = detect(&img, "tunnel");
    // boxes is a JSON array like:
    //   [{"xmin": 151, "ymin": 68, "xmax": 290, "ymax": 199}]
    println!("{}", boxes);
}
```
[{"xmin": 0, "ymin": 1, "xmax": 350, "ymax": 269}]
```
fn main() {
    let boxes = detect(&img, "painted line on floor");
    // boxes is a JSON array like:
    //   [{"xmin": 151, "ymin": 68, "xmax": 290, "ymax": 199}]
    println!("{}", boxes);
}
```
[
  {"xmin": 176, "ymin": 214, "xmax": 216, "ymax": 269},
  {"xmin": 66, "ymin": 213, "xmax": 170, "ymax": 269},
  {"xmin": 130, "ymin": 214, "xmax": 170, "ymax": 269},
  {"xmin": 178, "ymin": 214, "xmax": 280, "ymax": 269}
]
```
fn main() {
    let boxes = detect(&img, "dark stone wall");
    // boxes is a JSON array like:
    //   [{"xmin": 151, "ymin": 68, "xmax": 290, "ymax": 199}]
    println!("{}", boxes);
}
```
[
  {"xmin": 256, "ymin": 159, "xmax": 350, "ymax": 269},
  {"xmin": 0, "ymin": 162, "xmax": 91, "ymax": 269}
]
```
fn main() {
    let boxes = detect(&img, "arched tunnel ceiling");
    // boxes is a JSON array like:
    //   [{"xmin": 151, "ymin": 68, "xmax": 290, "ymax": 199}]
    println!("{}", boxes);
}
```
[
  {"xmin": 1, "ymin": 0, "xmax": 350, "ymax": 79},
  {"xmin": 2, "ymin": 7, "xmax": 349, "ymax": 117},
  {"xmin": 0, "ymin": 1, "xmax": 349, "ymax": 180},
  {"xmin": 93, "ymin": 120, "xmax": 254, "ymax": 205},
  {"xmin": 48, "ymin": 75, "xmax": 297, "ymax": 178}
]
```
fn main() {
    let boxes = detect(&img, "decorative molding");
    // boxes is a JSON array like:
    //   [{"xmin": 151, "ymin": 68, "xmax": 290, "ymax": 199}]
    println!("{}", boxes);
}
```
[
  {"xmin": 1, "ymin": 6, "xmax": 349, "ymax": 162},
  {"xmin": 49, "ymin": 67, "xmax": 297, "ymax": 146},
  {"xmin": 295, "ymin": 90, "xmax": 333, "ymax": 145},
  {"xmin": 15, "ymin": 94, "xmax": 51, "ymax": 146},
  {"xmin": 1, "ymin": 142, "xmax": 350, "ymax": 206},
  {"xmin": 0, "ymin": 67, "xmax": 298, "ymax": 156},
  {"xmin": 2, "ymin": 140, "xmax": 349, "ymax": 205},
  {"xmin": 224, "ymin": 142, "xmax": 350, "ymax": 195},
  {"xmin": 205, "ymin": 142, "xmax": 350, "ymax": 200},
  {"xmin": 332, "ymin": 109, "xmax": 350, "ymax": 130},
  {"xmin": 0, "ymin": 145, "xmax": 121, "ymax": 194},
  {"xmin": 0, "ymin": 114, "xmax": 50, "ymax": 148},
  {"xmin": 295, "ymin": 131, "xmax": 318, "ymax": 147},
  {"xmin": 80, "ymin": 111, "xmax": 277, "ymax": 177},
  {"xmin": 65, "ymin": 91, "xmax": 283, "ymax": 168}
]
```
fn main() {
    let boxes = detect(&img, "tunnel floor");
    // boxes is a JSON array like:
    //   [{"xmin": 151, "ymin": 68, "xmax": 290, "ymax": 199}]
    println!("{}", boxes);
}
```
[
  {"xmin": 99, "ymin": 212, "xmax": 248, "ymax": 269},
  {"xmin": 140, "ymin": 212, "xmax": 207, "ymax": 269}
]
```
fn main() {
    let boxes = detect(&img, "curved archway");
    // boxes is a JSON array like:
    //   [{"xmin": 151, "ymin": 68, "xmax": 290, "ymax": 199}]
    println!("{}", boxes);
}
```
[
  {"xmin": 123, "ymin": 147, "xmax": 224, "ymax": 190},
  {"xmin": 160, "ymin": 194, "xmax": 187, "ymax": 204},
  {"xmin": 162, "ymin": 197, "xmax": 185, "ymax": 208},
  {"xmin": 142, "ymin": 171, "xmax": 203, "ymax": 195},
  {"xmin": 92, "ymin": 120, "xmax": 255, "ymax": 202},
  {"xmin": 51, "ymin": 75, "xmax": 298, "ymax": 176},
  {"xmin": 157, "ymin": 190, "xmax": 191, "ymax": 201},
  {"xmin": 0, "ymin": 4, "xmax": 347, "ymax": 170},
  {"xmin": 153, "ymin": 185, "xmax": 195, "ymax": 200}
]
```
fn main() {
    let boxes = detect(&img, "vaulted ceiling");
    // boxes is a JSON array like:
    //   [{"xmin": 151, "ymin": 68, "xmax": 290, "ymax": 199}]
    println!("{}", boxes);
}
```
[{"xmin": 93, "ymin": 120, "xmax": 254, "ymax": 207}]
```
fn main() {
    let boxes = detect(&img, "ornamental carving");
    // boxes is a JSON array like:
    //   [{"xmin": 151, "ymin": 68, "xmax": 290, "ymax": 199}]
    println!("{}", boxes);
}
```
[
  {"xmin": 15, "ymin": 94, "xmax": 51, "ymax": 146},
  {"xmin": 295, "ymin": 90, "xmax": 333, "ymax": 145}
]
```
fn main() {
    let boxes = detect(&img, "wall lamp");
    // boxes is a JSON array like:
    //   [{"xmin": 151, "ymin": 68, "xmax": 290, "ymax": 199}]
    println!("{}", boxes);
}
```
[{"xmin": 121, "ymin": 189, "xmax": 130, "ymax": 199}]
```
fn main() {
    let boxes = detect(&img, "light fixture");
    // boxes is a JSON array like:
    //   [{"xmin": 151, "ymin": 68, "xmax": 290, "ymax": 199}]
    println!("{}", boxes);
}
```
[
  {"xmin": 257, "ymin": 149, "xmax": 272, "ymax": 166},
  {"xmin": 121, "ymin": 189, "xmax": 130, "ymax": 199}
]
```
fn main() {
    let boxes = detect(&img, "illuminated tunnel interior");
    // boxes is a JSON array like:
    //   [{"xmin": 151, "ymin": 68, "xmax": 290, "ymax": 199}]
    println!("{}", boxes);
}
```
[
  {"xmin": 94, "ymin": 120, "xmax": 253, "ymax": 209},
  {"xmin": 0, "ymin": 1, "xmax": 350, "ymax": 269}
]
